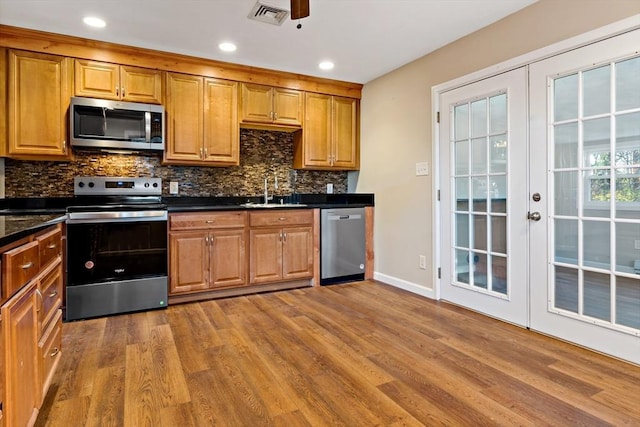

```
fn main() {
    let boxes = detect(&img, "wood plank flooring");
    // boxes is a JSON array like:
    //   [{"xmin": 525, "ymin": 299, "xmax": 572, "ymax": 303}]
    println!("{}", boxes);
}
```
[{"xmin": 36, "ymin": 281, "xmax": 640, "ymax": 426}]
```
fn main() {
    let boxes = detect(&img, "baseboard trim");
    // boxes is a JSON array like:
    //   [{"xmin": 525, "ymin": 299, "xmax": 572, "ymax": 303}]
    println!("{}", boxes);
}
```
[{"xmin": 374, "ymin": 272, "xmax": 436, "ymax": 300}]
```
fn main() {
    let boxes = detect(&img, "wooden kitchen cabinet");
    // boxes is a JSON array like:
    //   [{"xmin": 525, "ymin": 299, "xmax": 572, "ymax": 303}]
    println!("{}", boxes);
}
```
[
  {"xmin": 293, "ymin": 93, "xmax": 359, "ymax": 170},
  {"xmin": 240, "ymin": 83, "xmax": 303, "ymax": 128},
  {"xmin": 249, "ymin": 210, "xmax": 313, "ymax": 285},
  {"xmin": 7, "ymin": 49, "xmax": 73, "ymax": 160},
  {"xmin": 1, "ymin": 224, "xmax": 63, "ymax": 427},
  {"xmin": 169, "ymin": 212, "xmax": 247, "ymax": 295},
  {"xmin": 74, "ymin": 59, "xmax": 163, "ymax": 104},
  {"xmin": 2, "ymin": 280, "xmax": 39, "ymax": 427},
  {"xmin": 164, "ymin": 72, "xmax": 239, "ymax": 166}
]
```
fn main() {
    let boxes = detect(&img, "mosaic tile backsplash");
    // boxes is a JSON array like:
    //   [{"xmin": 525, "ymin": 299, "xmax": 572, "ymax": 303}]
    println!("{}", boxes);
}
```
[{"xmin": 5, "ymin": 129, "xmax": 348, "ymax": 198}]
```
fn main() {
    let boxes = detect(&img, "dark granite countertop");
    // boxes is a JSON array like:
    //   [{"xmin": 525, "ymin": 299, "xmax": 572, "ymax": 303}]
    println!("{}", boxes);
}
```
[
  {"xmin": 0, "ymin": 193, "xmax": 373, "ymax": 246},
  {"xmin": 0, "ymin": 214, "xmax": 67, "ymax": 248}
]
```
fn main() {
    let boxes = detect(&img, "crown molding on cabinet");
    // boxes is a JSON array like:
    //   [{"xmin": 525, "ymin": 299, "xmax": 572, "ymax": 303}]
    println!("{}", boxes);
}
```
[{"xmin": 0, "ymin": 24, "xmax": 362, "ymax": 99}]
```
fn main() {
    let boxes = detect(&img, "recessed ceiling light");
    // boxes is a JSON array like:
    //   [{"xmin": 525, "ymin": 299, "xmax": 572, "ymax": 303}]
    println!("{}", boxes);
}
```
[
  {"xmin": 319, "ymin": 61, "xmax": 334, "ymax": 71},
  {"xmin": 219, "ymin": 42, "xmax": 237, "ymax": 52},
  {"xmin": 83, "ymin": 16, "xmax": 106, "ymax": 28}
]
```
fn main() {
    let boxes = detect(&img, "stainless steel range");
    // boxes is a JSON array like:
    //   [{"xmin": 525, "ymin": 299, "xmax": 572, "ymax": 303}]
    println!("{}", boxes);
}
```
[{"xmin": 65, "ymin": 176, "xmax": 168, "ymax": 321}]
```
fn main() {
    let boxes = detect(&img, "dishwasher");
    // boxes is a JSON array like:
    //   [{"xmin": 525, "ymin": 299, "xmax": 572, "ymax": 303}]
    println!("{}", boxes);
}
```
[{"xmin": 321, "ymin": 207, "xmax": 366, "ymax": 285}]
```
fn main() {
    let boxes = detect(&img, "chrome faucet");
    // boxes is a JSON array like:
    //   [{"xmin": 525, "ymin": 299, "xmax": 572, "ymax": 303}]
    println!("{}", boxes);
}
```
[{"xmin": 264, "ymin": 173, "xmax": 278, "ymax": 204}]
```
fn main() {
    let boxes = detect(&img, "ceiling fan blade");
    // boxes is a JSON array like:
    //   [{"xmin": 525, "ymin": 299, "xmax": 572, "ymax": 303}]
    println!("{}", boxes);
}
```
[{"xmin": 291, "ymin": 0, "xmax": 309, "ymax": 19}]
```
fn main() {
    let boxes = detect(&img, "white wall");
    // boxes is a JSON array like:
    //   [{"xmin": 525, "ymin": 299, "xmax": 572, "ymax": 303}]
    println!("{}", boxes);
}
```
[{"xmin": 353, "ymin": 0, "xmax": 640, "ymax": 295}]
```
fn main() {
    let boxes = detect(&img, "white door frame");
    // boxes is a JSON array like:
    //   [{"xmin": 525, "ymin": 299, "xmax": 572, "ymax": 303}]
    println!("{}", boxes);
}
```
[{"xmin": 432, "ymin": 15, "xmax": 640, "ymax": 301}]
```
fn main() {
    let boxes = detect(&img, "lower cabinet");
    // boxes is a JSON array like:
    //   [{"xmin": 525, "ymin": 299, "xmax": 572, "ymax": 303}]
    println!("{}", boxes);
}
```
[
  {"xmin": 1, "ymin": 224, "xmax": 63, "ymax": 427},
  {"xmin": 169, "ymin": 212, "xmax": 247, "ymax": 295},
  {"xmin": 2, "ymin": 281, "xmax": 39, "ymax": 427},
  {"xmin": 249, "ymin": 210, "xmax": 314, "ymax": 285}
]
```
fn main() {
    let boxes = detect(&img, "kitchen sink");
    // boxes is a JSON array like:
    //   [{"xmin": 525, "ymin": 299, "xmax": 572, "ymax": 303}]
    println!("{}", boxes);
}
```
[{"xmin": 241, "ymin": 203, "xmax": 307, "ymax": 208}]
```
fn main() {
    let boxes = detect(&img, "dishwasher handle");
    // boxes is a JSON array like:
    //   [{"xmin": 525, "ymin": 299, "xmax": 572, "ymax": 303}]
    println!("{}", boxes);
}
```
[{"xmin": 328, "ymin": 214, "xmax": 362, "ymax": 221}]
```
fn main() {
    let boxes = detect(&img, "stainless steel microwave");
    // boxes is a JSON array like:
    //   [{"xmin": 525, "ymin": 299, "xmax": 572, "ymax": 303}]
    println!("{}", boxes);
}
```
[{"xmin": 70, "ymin": 97, "xmax": 165, "ymax": 152}]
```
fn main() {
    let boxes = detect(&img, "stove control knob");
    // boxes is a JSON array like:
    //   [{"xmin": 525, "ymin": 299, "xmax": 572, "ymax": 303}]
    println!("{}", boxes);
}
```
[
  {"xmin": 152, "ymin": 182, "xmax": 158, "ymax": 188},
  {"xmin": 78, "ymin": 181, "xmax": 85, "ymax": 188},
  {"xmin": 88, "ymin": 182, "xmax": 95, "ymax": 188},
  {"xmin": 144, "ymin": 182, "xmax": 150, "ymax": 188}
]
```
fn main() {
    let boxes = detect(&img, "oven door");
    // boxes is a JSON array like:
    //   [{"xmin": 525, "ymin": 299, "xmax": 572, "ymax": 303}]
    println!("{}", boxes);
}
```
[{"xmin": 66, "ymin": 214, "xmax": 167, "ymax": 286}]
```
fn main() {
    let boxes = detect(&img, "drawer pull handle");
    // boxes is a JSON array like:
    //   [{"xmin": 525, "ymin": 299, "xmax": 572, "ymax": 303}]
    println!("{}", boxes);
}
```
[
  {"xmin": 21, "ymin": 261, "xmax": 34, "ymax": 269},
  {"xmin": 205, "ymin": 220, "xmax": 215, "ymax": 223},
  {"xmin": 50, "ymin": 347, "xmax": 60, "ymax": 357},
  {"xmin": 279, "ymin": 217, "xmax": 286, "ymax": 221},
  {"xmin": 48, "ymin": 290, "xmax": 58, "ymax": 298},
  {"xmin": 47, "ymin": 243, "xmax": 57, "ymax": 249}
]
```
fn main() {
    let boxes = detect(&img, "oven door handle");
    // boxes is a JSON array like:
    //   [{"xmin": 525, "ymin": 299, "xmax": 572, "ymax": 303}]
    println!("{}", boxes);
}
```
[{"xmin": 66, "ymin": 210, "xmax": 168, "ymax": 224}]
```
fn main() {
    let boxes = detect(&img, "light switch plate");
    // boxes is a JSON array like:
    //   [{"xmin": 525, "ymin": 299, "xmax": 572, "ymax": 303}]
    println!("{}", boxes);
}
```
[
  {"xmin": 416, "ymin": 162, "xmax": 429, "ymax": 176},
  {"xmin": 327, "ymin": 183, "xmax": 334, "ymax": 194},
  {"xmin": 169, "ymin": 181, "xmax": 179, "ymax": 195}
]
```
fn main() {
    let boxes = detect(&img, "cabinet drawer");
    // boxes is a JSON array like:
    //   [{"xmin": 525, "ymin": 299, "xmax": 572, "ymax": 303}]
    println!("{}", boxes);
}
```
[
  {"xmin": 249, "ymin": 210, "xmax": 313, "ymax": 227},
  {"xmin": 39, "ymin": 258, "xmax": 62, "ymax": 331},
  {"xmin": 170, "ymin": 211, "xmax": 246, "ymax": 230},
  {"xmin": 39, "ymin": 309, "xmax": 62, "ymax": 401},
  {"xmin": 2, "ymin": 240, "xmax": 39, "ymax": 297},
  {"xmin": 37, "ymin": 227, "xmax": 62, "ymax": 268}
]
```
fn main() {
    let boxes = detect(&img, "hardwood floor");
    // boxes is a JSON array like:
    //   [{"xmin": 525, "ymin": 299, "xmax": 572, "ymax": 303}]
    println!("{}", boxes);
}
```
[{"xmin": 36, "ymin": 281, "xmax": 640, "ymax": 426}]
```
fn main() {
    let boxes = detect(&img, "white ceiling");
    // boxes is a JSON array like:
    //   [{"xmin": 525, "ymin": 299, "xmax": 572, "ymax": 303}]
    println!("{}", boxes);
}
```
[{"xmin": 0, "ymin": 0, "xmax": 537, "ymax": 84}]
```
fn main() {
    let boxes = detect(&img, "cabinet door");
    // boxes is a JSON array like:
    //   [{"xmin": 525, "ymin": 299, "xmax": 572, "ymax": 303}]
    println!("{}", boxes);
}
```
[
  {"xmin": 165, "ymin": 72, "xmax": 204, "ymax": 162},
  {"xmin": 120, "ymin": 65, "xmax": 163, "ymax": 104},
  {"xmin": 332, "ymin": 97, "xmax": 359, "ymax": 169},
  {"xmin": 2, "ymin": 282, "xmax": 39, "ymax": 427},
  {"xmin": 210, "ymin": 229, "xmax": 246, "ymax": 288},
  {"xmin": 0, "ymin": 48, "xmax": 7, "ymax": 158},
  {"xmin": 249, "ymin": 228, "xmax": 283, "ymax": 284},
  {"xmin": 301, "ymin": 92, "xmax": 332, "ymax": 167},
  {"xmin": 203, "ymin": 78, "xmax": 239, "ymax": 165},
  {"xmin": 8, "ymin": 50, "xmax": 72, "ymax": 158},
  {"xmin": 273, "ymin": 88, "xmax": 303, "ymax": 126},
  {"xmin": 282, "ymin": 226, "xmax": 314, "ymax": 280},
  {"xmin": 241, "ymin": 83, "xmax": 273, "ymax": 123},
  {"xmin": 74, "ymin": 59, "xmax": 120, "ymax": 100},
  {"xmin": 169, "ymin": 231, "xmax": 209, "ymax": 294}
]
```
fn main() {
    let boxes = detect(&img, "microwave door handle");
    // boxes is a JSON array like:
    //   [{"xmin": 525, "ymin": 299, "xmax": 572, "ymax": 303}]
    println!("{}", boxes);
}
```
[{"xmin": 145, "ymin": 111, "xmax": 151, "ymax": 143}]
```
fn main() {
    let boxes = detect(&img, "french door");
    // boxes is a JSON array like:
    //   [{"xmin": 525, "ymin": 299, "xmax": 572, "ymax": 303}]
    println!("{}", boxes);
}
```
[
  {"xmin": 529, "ymin": 29, "xmax": 640, "ymax": 363},
  {"xmin": 439, "ymin": 67, "xmax": 529, "ymax": 327},
  {"xmin": 439, "ymin": 29, "xmax": 640, "ymax": 364}
]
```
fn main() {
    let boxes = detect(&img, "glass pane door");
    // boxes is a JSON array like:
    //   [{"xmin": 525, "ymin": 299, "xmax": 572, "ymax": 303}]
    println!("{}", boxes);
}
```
[
  {"xmin": 529, "ymin": 28, "xmax": 640, "ymax": 364},
  {"xmin": 439, "ymin": 67, "xmax": 528, "ymax": 327},
  {"xmin": 551, "ymin": 56, "xmax": 640, "ymax": 332},
  {"xmin": 453, "ymin": 94, "xmax": 508, "ymax": 296}
]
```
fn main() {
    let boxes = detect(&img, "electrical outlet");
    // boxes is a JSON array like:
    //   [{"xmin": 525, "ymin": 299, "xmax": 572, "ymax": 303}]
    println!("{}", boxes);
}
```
[
  {"xmin": 635, "ymin": 240, "xmax": 640, "ymax": 250},
  {"xmin": 169, "ymin": 181, "xmax": 179, "ymax": 195},
  {"xmin": 419, "ymin": 255, "xmax": 427, "ymax": 269}
]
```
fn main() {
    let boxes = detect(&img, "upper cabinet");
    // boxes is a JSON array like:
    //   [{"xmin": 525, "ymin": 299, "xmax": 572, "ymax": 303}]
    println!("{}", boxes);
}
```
[
  {"xmin": 294, "ymin": 93, "xmax": 359, "ymax": 170},
  {"xmin": 240, "ymin": 83, "xmax": 303, "ymax": 129},
  {"xmin": 75, "ymin": 59, "xmax": 163, "ymax": 104},
  {"xmin": 164, "ymin": 72, "xmax": 239, "ymax": 166},
  {"xmin": 7, "ymin": 50, "xmax": 73, "ymax": 160}
]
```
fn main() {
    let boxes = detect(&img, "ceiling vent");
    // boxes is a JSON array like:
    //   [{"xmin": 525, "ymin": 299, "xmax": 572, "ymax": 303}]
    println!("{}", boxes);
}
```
[{"xmin": 248, "ymin": 1, "xmax": 290, "ymax": 26}]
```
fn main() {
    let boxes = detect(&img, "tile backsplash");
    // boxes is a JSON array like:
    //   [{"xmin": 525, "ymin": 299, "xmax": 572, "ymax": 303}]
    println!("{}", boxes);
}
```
[{"xmin": 4, "ymin": 129, "xmax": 347, "ymax": 198}]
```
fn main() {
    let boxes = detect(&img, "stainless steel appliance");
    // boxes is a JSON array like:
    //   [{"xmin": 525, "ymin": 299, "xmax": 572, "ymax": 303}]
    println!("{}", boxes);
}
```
[
  {"xmin": 320, "ymin": 207, "xmax": 366, "ymax": 285},
  {"xmin": 70, "ymin": 97, "xmax": 165, "ymax": 152},
  {"xmin": 65, "ymin": 177, "xmax": 168, "ymax": 321}
]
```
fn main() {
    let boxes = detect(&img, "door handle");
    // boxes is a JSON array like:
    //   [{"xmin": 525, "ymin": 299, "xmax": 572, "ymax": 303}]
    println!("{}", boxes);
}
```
[{"xmin": 528, "ymin": 211, "xmax": 541, "ymax": 221}]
